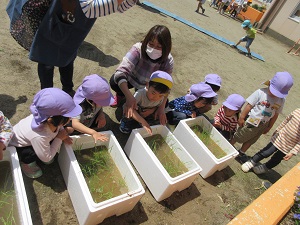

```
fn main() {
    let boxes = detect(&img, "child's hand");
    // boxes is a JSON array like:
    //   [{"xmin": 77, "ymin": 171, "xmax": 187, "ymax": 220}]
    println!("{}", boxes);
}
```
[
  {"xmin": 283, "ymin": 153, "xmax": 293, "ymax": 161},
  {"xmin": 213, "ymin": 121, "xmax": 221, "ymax": 129},
  {"xmin": 57, "ymin": 129, "xmax": 70, "ymax": 141},
  {"xmin": 238, "ymin": 117, "xmax": 245, "ymax": 127},
  {"xmin": 155, "ymin": 109, "xmax": 167, "ymax": 126},
  {"xmin": 191, "ymin": 111, "xmax": 197, "ymax": 118},
  {"xmin": 63, "ymin": 137, "xmax": 73, "ymax": 145},
  {"xmin": 92, "ymin": 132, "xmax": 108, "ymax": 143},
  {"xmin": 141, "ymin": 122, "xmax": 152, "ymax": 135},
  {"xmin": 0, "ymin": 142, "xmax": 5, "ymax": 160}
]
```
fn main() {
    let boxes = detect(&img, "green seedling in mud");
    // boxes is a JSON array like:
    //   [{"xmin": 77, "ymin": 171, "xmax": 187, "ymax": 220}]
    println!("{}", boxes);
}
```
[
  {"xmin": 144, "ymin": 134, "xmax": 188, "ymax": 177},
  {"xmin": 74, "ymin": 144, "xmax": 128, "ymax": 203},
  {"xmin": 0, "ymin": 162, "xmax": 19, "ymax": 225},
  {"xmin": 190, "ymin": 124, "xmax": 227, "ymax": 159}
]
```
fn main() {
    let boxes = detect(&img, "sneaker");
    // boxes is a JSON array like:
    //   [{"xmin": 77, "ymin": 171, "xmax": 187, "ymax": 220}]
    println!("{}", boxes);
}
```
[
  {"xmin": 21, "ymin": 162, "xmax": 43, "ymax": 179},
  {"xmin": 246, "ymin": 53, "xmax": 252, "ymax": 58},
  {"xmin": 110, "ymin": 95, "xmax": 125, "ymax": 108},
  {"xmin": 253, "ymin": 164, "xmax": 268, "ymax": 174},
  {"xmin": 230, "ymin": 44, "xmax": 237, "ymax": 48},
  {"xmin": 241, "ymin": 160, "xmax": 255, "ymax": 172},
  {"xmin": 202, "ymin": 8, "xmax": 205, "ymax": 14},
  {"xmin": 119, "ymin": 118, "xmax": 131, "ymax": 134}
]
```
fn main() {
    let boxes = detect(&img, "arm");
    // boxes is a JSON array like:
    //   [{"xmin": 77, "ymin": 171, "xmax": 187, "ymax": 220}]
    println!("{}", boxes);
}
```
[
  {"xmin": 213, "ymin": 108, "xmax": 222, "ymax": 129},
  {"xmin": 263, "ymin": 112, "xmax": 279, "ymax": 134},
  {"xmin": 238, "ymin": 103, "xmax": 253, "ymax": 127},
  {"xmin": 80, "ymin": 0, "xmax": 137, "ymax": 18},
  {"xmin": 95, "ymin": 109, "xmax": 106, "ymax": 128},
  {"xmin": 0, "ymin": 112, "xmax": 14, "ymax": 160},
  {"xmin": 155, "ymin": 96, "xmax": 168, "ymax": 125},
  {"xmin": 72, "ymin": 118, "xmax": 108, "ymax": 143},
  {"xmin": 120, "ymin": 82, "xmax": 137, "ymax": 118},
  {"xmin": 131, "ymin": 110, "xmax": 152, "ymax": 135}
]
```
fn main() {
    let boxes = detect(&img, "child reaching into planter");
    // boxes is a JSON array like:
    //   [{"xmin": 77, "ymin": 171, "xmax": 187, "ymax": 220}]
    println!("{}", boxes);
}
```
[
  {"xmin": 166, "ymin": 82, "xmax": 217, "ymax": 126},
  {"xmin": 0, "ymin": 111, "xmax": 14, "ymax": 160},
  {"xmin": 231, "ymin": 20, "xmax": 256, "ymax": 58},
  {"xmin": 119, "ymin": 71, "xmax": 173, "ymax": 135},
  {"xmin": 230, "ymin": 72, "xmax": 294, "ymax": 159},
  {"xmin": 72, "ymin": 74, "xmax": 114, "ymax": 143},
  {"xmin": 241, "ymin": 108, "xmax": 300, "ymax": 174},
  {"xmin": 213, "ymin": 94, "xmax": 245, "ymax": 141},
  {"xmin": 9, "ymin": 88, "xmax": 82, "ymax": 178}
]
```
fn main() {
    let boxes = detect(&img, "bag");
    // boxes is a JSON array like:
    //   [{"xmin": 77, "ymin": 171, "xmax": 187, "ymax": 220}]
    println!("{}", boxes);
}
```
[{"xmin": 7, "ymin": 0, "xmax": 52, "ymax": 50}]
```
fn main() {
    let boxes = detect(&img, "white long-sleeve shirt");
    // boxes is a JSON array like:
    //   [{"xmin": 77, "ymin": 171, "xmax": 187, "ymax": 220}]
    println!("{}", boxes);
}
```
[{"xmin": 9, "ymin": 115, "xmax": 63, "ymax": 163}]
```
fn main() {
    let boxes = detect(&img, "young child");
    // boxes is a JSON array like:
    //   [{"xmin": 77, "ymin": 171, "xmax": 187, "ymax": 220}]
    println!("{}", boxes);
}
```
[
  {"xmin": 217, "ymin": 0, "xmax": 230, "ymax": 14},
  {"xmin": 200, "ymin": 73, "xmax": 222, "ymax": 114},
  {"xmin": 230, "ymin": 72, "xmax": 294, "ymax": 157},
  {"xmin": 110, "ymin": 25, "xmax": 173, "ymax": 123},
  {"xmin": 231, "ymin": 20, "xmax": 256, "ymax": 58},
  {"xmin": 9, "ymin": 88, "xmax": 82, "ymax": 178},
  {"xmin": 0, "ymin": 111, "xmax": 14, "ymax": 160},
  {"xmin": 119, "ymin": 71, "xmax": 173, "ymax": 135},
  {"xmin": 196, "ymin": 0, "xmax": 206, "ymax": 14},
  {"xmin": 72, "ymin": 74, "xmax": 114, "ymax": 142},
  {"xmin": 213, "ymin": 94, "xmax": 245, "ymax": 141},
  {"xmin": 167, "ymin": 82, "xmax": 217, "ymax": 126},
  {"xmin": 241, "ymin": 108, "xmax": 300, "ymax": 174}
]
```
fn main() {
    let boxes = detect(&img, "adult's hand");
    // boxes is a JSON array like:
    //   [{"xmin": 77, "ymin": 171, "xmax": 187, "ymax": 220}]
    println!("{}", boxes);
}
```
[{"xmin": 124, "ymin": 95, "xmax": 137, "ymax": 118}]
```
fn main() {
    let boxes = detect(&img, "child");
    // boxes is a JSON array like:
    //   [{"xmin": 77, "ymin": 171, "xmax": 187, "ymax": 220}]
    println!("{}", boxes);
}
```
[
  {"xmin": 72, "ymin": 74, "xmax": 114, "ymax": 142},
  {"xmin": 217, "ymin": 0, "xmax": 230, "ymax": 14},
  {"xmin": 241, "ymin": 108, "xmax": 300, "ymax": 174},
  {"xmin": 119, "ymin": 71, "xmax": 173, "ymax": 135},
  {"xmin": 213, "ymin": 94, "xmax": 245, "ymax": 141},
  {"xmin": 200, "ymin": 73, "xmax": 222, "ymax": 114},
  {"xmin": 230, "ymin": 72, "xmax": 294, "ymax": 157},
  {"xmin": 0, "ymin": 111, "xmax": 14, "ymax": 160},
  {"xmin": 196, "ymin": 0, "xmax": 206, "ymax": 14},
  {"xmin": 9, "ymin": 88, "xmax": 82, "ymax": 178},
  {"xmin": 231, "ymin": 20, "xmax": 256, "ymax": 58},
  {"xmin": 166, "ymin": 82, "xmax": 217, "ymax": 126},
  {"xmin": 110, "ymin": 25, "xmax": 173, "ymax": 123}
]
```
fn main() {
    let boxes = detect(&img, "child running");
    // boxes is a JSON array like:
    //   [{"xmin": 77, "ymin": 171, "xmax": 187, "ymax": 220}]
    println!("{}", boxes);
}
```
[
  {"xmin": 196, "ymin": 0, "xmax": 206, "ymax": 14},
  {"xmin": 119, "ymin": 71, "xmax": 173, "ymax": 135},
  {"xmin": 231, "ymin": 20, "xmax": 256, "ymax": 58},
  {"xmin": 72, "ymin": 74, "xmax": 114, "ymax": 142},
  {"xmin": 166, "ymin": 82, "xmax": 217, "ymax": 126},
  {"xmin": 213, "ymin": 94, "xmax": 245, "ymax": 141},
  {"xmin": 241, "ymin": 108, "xmax": 300, "ymax": 174},
  {"xmin": 9, "ymin": 88, "xmax": 82, "ymax": 178},
  {"xmin": 0, "ymin": 111, "xmax": 14, "ymax": 160},
  {"xmin": 230, "ymin": 72, "xmax": 294, "ymax": 158}
]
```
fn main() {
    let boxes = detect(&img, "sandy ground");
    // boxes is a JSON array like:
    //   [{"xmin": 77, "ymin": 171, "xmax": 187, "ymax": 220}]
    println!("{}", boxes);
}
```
[{"xmin": 1, "ymin": 0, "xmax": 300, "ymax": 224}]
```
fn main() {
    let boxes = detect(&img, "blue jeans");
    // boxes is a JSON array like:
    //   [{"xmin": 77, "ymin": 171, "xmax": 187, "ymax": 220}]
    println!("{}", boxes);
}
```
[{"xmin": 240, "ymin": 36, "xmax": 254, "ymax": 48}]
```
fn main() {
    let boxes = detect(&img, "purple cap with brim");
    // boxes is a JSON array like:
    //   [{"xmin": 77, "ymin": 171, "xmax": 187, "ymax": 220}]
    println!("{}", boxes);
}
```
[
  {"xmin": 223, "ymin": 94, "xmax": 245, "ymax": 111},
  {"xmin": 74, "ymin": 74, "xmax": 114, "ymax": 106},
  {"xmin": 268, "ymin": 72, "xmax": 294, "ymax": 98},
  {"xmin": 30, "ymin": 88, "xmax": 82, "ymax": 130},
  {"xmin": 185, "ymin": 82, "xmax": 217, "ymax": 102},
  {"xmin": 205, "ymin": 74, "xmax": 222, "ymax": 87}
]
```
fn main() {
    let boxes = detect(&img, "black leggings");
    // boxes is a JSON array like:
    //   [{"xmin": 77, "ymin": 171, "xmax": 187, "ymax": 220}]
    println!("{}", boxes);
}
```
[
  {"xmin": 109, "ymin": 74, "xmax": 134, "ymax": 96},
  {"xmin": 251, "ymin": 142, "xmax": 285, "ymax": 169},
  {"xmin": 16, "ymin": 146, "xmax": 38, "ymax": 164}
]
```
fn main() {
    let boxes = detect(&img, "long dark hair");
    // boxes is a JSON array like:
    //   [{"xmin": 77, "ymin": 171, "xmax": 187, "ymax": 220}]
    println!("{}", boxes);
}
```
[
  {"xmin": 141, "ymin": 25, "xmax": 172, "ymax": 63},
  {"xmin": 48, "ymin": 115, "xmax": 70, "ymax": 127}
]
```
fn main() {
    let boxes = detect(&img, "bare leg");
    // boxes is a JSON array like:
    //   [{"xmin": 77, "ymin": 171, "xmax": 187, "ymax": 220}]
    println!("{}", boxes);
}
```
[{"xmin": 240, "ymin": 142, "xmax": 252, "ymax": 153}]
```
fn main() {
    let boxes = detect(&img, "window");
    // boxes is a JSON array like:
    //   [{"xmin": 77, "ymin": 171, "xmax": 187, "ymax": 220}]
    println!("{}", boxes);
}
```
[{"xmin": 290, "ymin": 3, "xmax": 300, "ymax": 23}]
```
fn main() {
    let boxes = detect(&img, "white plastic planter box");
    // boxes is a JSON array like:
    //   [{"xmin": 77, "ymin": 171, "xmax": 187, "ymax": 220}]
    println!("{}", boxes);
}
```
[
  {"xmin": 0, "ymin": 147, "xmax": 33, "ymax": 225},
  {"xmin": 173, "ymin": 116, "xmax": 239, "ymax": 178},
  {"xmin": 58, "ymin": 131, "xmax": 145, "ymax": 225},
  {"xmin": 124, "ymin": 125, "xmax": 201, "ymax": 202}
]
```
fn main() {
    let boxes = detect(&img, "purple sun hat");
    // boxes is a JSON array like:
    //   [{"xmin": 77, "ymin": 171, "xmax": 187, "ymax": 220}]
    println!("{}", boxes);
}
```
[
  {"xmin": 74, "ymin": 74, "xmax": 114, "ymax": 106},
  {"xmin": 263, "ymin": 72, "xmax": 294, "ymax": 98},
  {"xmin": 223, "ymin": 94, "xmax": 245, "ymax": 110},
  {"xmin": 30, "ymin": 88, "xmax": 82, "ymax": 130},
  {"xmin": 185, "ymin": 82, "xmax": 217, "ymax": 102}
]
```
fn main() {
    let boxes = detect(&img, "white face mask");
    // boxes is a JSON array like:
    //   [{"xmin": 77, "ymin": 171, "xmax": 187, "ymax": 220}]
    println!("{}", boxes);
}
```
[{"xmin": 146, "ymin": 44, "xmax": 162, "ymax": 60}]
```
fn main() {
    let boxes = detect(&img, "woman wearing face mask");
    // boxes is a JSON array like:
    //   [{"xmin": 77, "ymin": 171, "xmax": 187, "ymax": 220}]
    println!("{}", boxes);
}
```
[{"xmin": 110, "ymin": 25, "xmax": 173, "ymax": 124}]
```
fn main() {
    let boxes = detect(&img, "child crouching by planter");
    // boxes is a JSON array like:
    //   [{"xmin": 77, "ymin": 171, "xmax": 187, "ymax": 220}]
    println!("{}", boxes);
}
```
[
  {"xmin": 119, "ymin": 71, "xmax": 173, "ymax": 135},
  {"xmin": 71, "ymin": 74, "xmax": 114, "ymax": 143},
  {"xmin": 166, "ymin": 82, "xmax": 217, "ymax": 126},
  {"xmin": 213, "ymin": 94, "xmax": 245, "ymax": 141},
  {"xmin": 9, "ymin": 88, "xmax": 82, "ymax": 178}
]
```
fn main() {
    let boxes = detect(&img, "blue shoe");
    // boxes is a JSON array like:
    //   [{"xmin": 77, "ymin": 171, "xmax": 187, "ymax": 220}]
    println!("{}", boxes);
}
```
[{"xmin": 119, "ymin": 118, "xmax": 131, "ymax": 134}]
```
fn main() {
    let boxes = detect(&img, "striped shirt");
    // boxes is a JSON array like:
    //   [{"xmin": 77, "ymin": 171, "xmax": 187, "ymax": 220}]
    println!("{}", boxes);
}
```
[
  {"xmin": 214, "ymin": 105, "xmax": 238, "ymax": 132},
  {"xmin": 271, "ymin": 108, "xmax": 300, "ymax": 155},
  {"xmin": 0, "ymin": 111, "xmax": 14, "ymax": 147},
  {"xmin": 114, "ymin": 42, "xmax": 174, "ymax": 90},
  {"xmin": 80, "ymin": 0, "xmax": 136, "ymax": 18}
]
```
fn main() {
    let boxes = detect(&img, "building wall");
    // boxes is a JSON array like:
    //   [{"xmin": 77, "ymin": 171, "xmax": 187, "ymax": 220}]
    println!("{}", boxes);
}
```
[{"xmin": 268, "ymin": 0, "xmax": 300, "ymax": 42}]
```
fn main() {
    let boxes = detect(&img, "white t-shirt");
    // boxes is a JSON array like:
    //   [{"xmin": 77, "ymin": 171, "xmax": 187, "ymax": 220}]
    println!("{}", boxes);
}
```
[
  {"xmin": 9, "ymin": 114, "xmax": 63, "ymax": 162},
  {"xmin": 134, "ymin": 88, "xmax": 163, "ymax": 112},
  {"xmin": 246, "ymin": 88, "xmax": 285, "ymax": 124}
]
